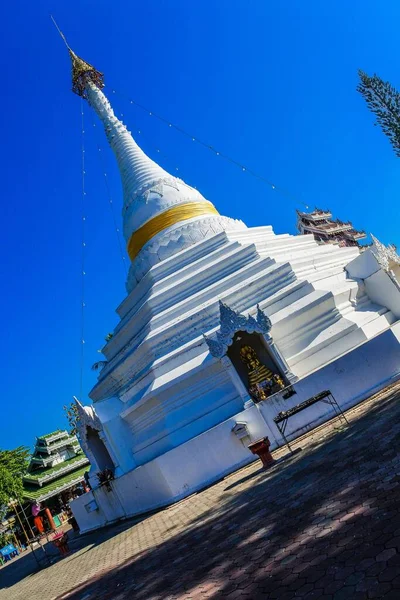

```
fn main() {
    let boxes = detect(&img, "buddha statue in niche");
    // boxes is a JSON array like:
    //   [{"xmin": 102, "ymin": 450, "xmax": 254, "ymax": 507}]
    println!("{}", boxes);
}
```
[{"xmin": 239, "ymin": 344, "xmax": 284, "ymax": 400}]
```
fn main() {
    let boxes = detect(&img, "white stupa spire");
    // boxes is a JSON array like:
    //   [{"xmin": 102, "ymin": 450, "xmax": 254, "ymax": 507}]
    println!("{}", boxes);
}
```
[
  {"xmin": 68, "ymin": 49, "xmax": 246, "ymax": 289},
  {"xmin": 85, "ymin": 82, "xmax": 177, "ymax": 239}
]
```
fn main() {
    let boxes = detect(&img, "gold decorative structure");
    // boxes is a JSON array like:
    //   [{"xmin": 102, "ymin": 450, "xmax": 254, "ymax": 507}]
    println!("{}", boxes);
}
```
[
  {"xmin": 69, "ymin": 50, "xmax": 104, "ymax": 98},
  {"xmin": 127, "ymin": 201, "xmax": 219, "ymax": 261},
  {"xmin": 51, "ymin": 16, "xmax": 104, "ymax": 98},
  {"xmin": 239, "ymin": 345, "xmax": 284, "ymax": 400}
]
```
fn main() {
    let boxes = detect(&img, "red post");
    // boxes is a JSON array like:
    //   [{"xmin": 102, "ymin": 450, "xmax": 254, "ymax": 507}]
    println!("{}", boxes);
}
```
[
  {"xmin": 33, "ymin": 516, "xmax": 44, "ymax": 534},
  {"xmin": 44, "ymin": 507, "xmax": 56, "ymax": 531},
  {"xmin": 248, "ymin": 437, "xmax": 275, "ymax": 468},
  {"xmin": 52, "ymin": 532, "xmax": 70, "ymax": 556}
]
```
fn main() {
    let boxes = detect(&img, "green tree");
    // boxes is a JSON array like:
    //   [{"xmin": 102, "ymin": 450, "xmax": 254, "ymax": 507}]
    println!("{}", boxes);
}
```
[
  {"xmin": 0, "ymin": 446, "xmax": 30, "ymax": 509},
  {"xmin": 357, "ymin": 70, "xmax": 400, "ymax": 156},
  {"xmin": 63, "ymin": 402, "xmax": 80, "ymax": 435}
]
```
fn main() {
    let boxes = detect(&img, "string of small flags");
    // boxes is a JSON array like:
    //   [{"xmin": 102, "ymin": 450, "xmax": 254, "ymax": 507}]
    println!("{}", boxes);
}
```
[
  {"xmin": 80, "ymin": 100, "xmax": 87, "ymax": 398},
  {"xmin": 91, "ymin": 121, "xmax": 128, "ymax": 275},
  {"xmin": 132, "ymin": 125, "xmax": 190, "ymax": 182},
  {"xmin": 92, "ymin": 118, "xmax": 201, "ymax": 235},
  {"xmin": 109, "ymin": 86, "xmax": 309, "ymax": 209}
]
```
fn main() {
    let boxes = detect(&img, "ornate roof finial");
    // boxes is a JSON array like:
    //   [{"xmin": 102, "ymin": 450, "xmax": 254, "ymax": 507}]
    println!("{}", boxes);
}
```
[
  {"xmin": 371, "ymin": 234, "xmax": 400, "ymax": 272},
  {"xmin": 51, "ymin": 15, "xmax": 104, "ymax": 98},
  {"xmin": 69, "ymin": 50, "xmax": 104, "ymax": 98}
]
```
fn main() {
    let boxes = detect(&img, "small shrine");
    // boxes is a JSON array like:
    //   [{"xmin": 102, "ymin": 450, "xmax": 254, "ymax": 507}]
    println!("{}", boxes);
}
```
[
  {"xmin": 239, "ymin": 344, "xmax": 285, "ymax": 400},
  {"xmin": 296, "ymin": 208, "xmax": 367, "ymax": 248},
  {"xmin": 23, "ymin": 430, "xmax": 89, "ymax": 531},
  {"xmin": 203, "ymin": 302, "xmax": 289, "ymax": 401}
]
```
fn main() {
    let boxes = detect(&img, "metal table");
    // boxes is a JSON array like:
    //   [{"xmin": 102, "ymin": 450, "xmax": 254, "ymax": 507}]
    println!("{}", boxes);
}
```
[{"xmin": 273, "ymin": 389, "xmax": 348, "ymax": 452}]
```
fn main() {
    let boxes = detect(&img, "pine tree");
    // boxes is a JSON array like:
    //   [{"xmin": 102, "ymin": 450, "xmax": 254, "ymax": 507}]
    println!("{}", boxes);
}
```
[{"xmin": 357, "ymin": 70, "xmax": 400, "ymax": 156}]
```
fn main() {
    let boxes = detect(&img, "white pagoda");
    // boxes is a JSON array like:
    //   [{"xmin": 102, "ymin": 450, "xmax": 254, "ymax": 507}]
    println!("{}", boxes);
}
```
[{"xmin": 66, "ymin": 50, "xmax": 400, "ymax": 533}]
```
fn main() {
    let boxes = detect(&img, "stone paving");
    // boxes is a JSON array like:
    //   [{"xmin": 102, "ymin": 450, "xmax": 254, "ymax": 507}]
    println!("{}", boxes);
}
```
[{"xmin": 2, "ymin": 380, "xmax": 400, "ymax": 600}]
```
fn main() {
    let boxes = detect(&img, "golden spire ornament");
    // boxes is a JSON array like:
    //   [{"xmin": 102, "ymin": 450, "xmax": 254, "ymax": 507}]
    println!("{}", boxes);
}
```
[
  {"xmin": 51, "ymin": 15, "xmax": 104, "ymax": 98},
  {"xmin": 69, "ymin": 50, "xmax": 105, "ymax": 98}
]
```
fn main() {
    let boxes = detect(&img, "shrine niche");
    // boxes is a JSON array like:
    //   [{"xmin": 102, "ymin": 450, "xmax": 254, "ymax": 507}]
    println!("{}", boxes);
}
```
[
  {"xmin": 227, "ymin": 331, "xmax": 287, "ymax": 402},
  {"xmin": 73, "ymin": 397, "xmax": 116, "ymax": 477},
  {"xmin": 86, "ymin": 426, "xmax": 115, "ymax": 473},
  {"xmin": 204, "ymin": 301, "xmax": 296, "ymax": 402}
]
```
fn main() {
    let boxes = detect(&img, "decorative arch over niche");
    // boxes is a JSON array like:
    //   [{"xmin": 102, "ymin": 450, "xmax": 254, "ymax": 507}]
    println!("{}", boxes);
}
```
[
  {"xmin": 73, "ymin": 397, "xmax": 116, "ymax": 476},
  {"xmin": 204, "ymin": 301, "xmax": 297, "ymax": 401},
  {"xmin": 204, "ymin": 301, "xmax": 272, "ymax": 359}
]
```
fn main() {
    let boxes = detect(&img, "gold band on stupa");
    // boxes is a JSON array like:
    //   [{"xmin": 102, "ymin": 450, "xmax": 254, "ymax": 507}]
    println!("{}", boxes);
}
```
[{"xmin": 127, "ymin": 201, "xmax": 219, "ymax": 261}]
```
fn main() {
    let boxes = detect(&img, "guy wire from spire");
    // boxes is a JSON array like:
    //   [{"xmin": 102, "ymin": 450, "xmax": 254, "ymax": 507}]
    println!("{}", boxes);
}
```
[
  {"xmin": 80, "ymin": 100, "xmax": 87, "ymax": 399},
  {"xmin": 108, "ymin": 86, "xmax": 309, "ymax": 209},
  {"xmin": 129, "ymin": 121, "xmax": 183, "ymax": 177},
  {"xmin": 91, "ymin": 115, "xmax": 195, "ymax": 271},
  {"xmin": 91, "ymin": 120, "xmax": 128, "ymax": 276},
  {"xmin": 93, "ymin": 114, "xmax": 203, "ymax": 218},
  {"xmin": 50, "ymin": 18, "xmax": 308, "ymax": 209}
]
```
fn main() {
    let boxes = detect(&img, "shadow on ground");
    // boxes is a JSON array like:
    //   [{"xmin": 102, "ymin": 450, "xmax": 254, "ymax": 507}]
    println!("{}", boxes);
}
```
[
  {"xmin": 48, "ymin": 384, "xmax": 400, "ymax": 600},
  {"xmin": 0, "ymin": 514, "xmax": 149, "ymax": 591}
]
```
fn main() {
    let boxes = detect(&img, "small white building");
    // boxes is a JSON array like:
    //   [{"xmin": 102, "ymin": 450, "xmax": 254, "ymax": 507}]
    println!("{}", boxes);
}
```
[{"xmin": 66, "ymin": 50, "xmax": 400, "ymax": 533}]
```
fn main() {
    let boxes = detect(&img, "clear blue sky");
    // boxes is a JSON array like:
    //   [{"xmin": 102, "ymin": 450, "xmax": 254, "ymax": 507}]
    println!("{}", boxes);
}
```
[{"xmin": 1, "ymin": 0, "xmax": 400, "ymax": 450}]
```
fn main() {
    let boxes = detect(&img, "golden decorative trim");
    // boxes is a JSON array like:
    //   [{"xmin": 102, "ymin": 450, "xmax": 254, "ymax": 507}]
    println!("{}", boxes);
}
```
[
  {"xmin": 69, "ymin": 50, "xmax": 104, "ymax": 98},
  {"xmin": 127, "ymin": 201, "xmax": 219, "ymax": 261}
]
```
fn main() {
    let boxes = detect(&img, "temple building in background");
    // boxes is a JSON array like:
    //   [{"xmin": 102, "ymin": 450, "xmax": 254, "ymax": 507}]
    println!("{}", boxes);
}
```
[
  {"xmin": 296, "ymin": 208, "xmax": 367, "ymax": 248},
  {"xmin": 59, "ymin": 45, "xmax": 400, "ymax": 534},
  {"xmin": 23, "ymin": 430, "xmax": 89, "ymax": 530}
]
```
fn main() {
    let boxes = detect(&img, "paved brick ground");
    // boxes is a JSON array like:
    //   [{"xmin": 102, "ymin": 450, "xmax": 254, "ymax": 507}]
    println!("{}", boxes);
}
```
[{"xmin": 2, "ymin": 381, "xmax": 400, "ymax": 600}]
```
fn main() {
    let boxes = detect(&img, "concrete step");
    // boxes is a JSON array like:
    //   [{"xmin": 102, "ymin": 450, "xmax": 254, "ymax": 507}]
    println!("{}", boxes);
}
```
[
  {"xmin": 288, "ymin": 319, "xmax": 367, "ymax": 377},
  {"xmin": 152, "ymin": 261, "xmax": 295, "ymax": 335},
  {"xmin": 272, "ymin": 290, "xmax": 343, "ymax": 357},
  {"xmin": 293, "ymin": 248, "xmax": 359, "ymax": 278},
  {"xmin": 361, "ymin": 312, "xmax": 396, "ymax": 339},
  {"xmin": 342, "ymin": 302, "xmax": 391, "ymax": 328}
]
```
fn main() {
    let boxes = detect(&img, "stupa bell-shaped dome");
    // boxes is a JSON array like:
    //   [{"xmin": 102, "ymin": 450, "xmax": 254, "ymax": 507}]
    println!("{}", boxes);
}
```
[{"xmin": 69, "ymin": 50, "xmax": 246, "ymax": 290}]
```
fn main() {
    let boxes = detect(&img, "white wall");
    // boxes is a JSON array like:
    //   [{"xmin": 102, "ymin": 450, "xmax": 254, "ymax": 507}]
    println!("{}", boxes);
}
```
[
  {"xmin": 364, "ymin": 270, "xmax": 400, "ymax": 319},
  {"xmin": 346, "ymin": 249, "xmax": 400, "ymax": 319},
  {"xmin": 346, "ymin": 249, "xmax": 380, "ymax": 279},
  {"xmin": 70, "ymin": 491, "xmax": 108, "ymax": 532},
  {"xmin": 72, "ymin": 404, "xmax": 266, "ymax": 533},
  {"xmin": 72, "ymin": 327, "xmax": 400, "ymax": 534},
  {"xmin": 258, "ymin": 327, "xmax": 400, "ymax": 444}
]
